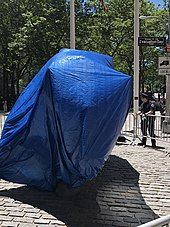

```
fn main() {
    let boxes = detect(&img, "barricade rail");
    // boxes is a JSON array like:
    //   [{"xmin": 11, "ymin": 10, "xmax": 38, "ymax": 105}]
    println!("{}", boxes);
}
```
[
  {"xmin": 1, "ymin": 112, "xmax": 170, "ymax": 145},
  {"xmin": 121, "ymin": 112, "xmax": 170, "ymax": 145},
  {"xmin": 136, "ymin": 113, "xmax": 170, "ymax": 143},
  {"xmin": 0, "ymin": 113, "xmax": 8, "ymax": 137}
]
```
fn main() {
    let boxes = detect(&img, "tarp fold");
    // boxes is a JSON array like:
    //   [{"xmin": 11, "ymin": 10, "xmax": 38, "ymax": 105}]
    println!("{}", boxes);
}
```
[{"xmin": 0, "ymin": 49, "xmax": 132, "ymax": 191}]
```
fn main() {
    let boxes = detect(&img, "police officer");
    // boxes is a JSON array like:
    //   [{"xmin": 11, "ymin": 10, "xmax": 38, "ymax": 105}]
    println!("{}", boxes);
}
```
[{"xmin": 137, "ymin": 93, "xmax": 156, "ymax": 148}]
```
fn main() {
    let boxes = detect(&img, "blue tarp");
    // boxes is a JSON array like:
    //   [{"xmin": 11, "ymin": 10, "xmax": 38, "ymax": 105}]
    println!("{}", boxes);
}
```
[{"xmin": 0, "ymin": 49, "xmax": 132, "ymax": 191}]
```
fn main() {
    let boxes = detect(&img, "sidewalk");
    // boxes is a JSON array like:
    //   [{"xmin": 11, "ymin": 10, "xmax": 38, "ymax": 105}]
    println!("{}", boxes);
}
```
[{"xmin": 0, "ymin": 143, "xmax": 169, "ymax": 227}]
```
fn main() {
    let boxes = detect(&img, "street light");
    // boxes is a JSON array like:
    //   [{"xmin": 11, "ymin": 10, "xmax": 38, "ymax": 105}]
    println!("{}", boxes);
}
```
[
  {"xmin": 70, "ymin": 0, "xmax": 75, "ymax": 49},
  {"xmin": 134, "ymin": 0, "xmax": 170, "ymax": 117},
  {"xmin": 133, "ymin": 2, "xmax": 163, "ymax": 115},
  {"xmin": 133, "ymin": 0, "xmax": 140, "ymax": 115},
  {"xmin": 139, "ymin": 12, "xmax": 170, "ymax": 118},
  {"xmin": 166, "ymin": 0, "xmax": 170, "ymax": 116}
]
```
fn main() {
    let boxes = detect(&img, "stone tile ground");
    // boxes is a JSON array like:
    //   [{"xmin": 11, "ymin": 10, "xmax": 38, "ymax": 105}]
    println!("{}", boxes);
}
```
[{"xmin": 0, "ymin": 141, "xmax": 169, "ymax": 227}]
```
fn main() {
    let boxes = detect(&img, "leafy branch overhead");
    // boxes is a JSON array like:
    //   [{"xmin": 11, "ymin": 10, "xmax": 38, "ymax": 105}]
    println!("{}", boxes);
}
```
[{"xmin": 0, "ymin": 0, "xmax": 168, "ymax": 107}]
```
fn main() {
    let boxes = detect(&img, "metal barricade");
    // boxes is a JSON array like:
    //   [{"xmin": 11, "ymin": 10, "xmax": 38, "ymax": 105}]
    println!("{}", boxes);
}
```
[
  {"xmin": 121, "ymin": 112, "xmax": 170, "ymax": 145},
  {"xmin": 121, "ymin": 113, "xmax": 136, "ymax": 143},
  {"xmin": 136, "ymin": 113, "xmax": 170, "ymax": 144},
  {"xmin": 0, "ymin": 114, "xmax": 7, "ymax": 138},
  {"xmin": 1, "ymin": 112, "xmax": 170, "ymax": 145},
  {"xmin": 122, "ymin": 112, "xmax": 135, "ymax": 133}
]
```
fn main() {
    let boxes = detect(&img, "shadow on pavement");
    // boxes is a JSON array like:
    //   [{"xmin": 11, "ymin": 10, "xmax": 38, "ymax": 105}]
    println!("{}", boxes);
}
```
[{"xmin": 0, "ymin": 155, "xmax": 159, "ymax": 227}]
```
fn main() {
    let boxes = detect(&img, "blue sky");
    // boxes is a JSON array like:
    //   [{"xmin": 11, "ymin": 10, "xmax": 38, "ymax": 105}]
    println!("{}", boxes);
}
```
[{"xmin": 149, "ymin": 0, "xmax": 164, "ymax": 7}]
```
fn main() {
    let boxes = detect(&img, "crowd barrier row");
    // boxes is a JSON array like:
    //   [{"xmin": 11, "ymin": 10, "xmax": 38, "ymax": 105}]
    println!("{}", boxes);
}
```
[
  {"xmin": 122, "ymin": 112, "xmax": 170, "ymax": 145},
  {"xmin": 0, "ymin": 114, "xmax": 7, "ymax": 137},
  {"xmin": 1, "ymin": 113, "xmax": 170, "ymax": 145}
]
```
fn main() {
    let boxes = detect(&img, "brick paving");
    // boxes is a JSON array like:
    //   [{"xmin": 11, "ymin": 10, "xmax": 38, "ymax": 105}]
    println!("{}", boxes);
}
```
[{"xmin": 0, "ymin": 141, "xmax": 169, "ymax": 226}]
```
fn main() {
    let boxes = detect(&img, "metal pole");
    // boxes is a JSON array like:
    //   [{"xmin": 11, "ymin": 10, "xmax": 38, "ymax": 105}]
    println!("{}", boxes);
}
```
[
  {"xmin": 70, "ymin": 0, "xmax": 75, "ymax": 49},
  {"xmin": 166, "ymin": 0, "xmax": 170, "ymax": 116},
  {"xmin": 133, "ymin": 0, "xmax": 140, "ymax": 114}
]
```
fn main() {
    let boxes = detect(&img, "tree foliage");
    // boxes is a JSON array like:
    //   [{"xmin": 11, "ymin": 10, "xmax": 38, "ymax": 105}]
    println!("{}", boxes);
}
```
[{"xmin": 0, "ymin": 0, "xmax": 168, "ymax": 109}]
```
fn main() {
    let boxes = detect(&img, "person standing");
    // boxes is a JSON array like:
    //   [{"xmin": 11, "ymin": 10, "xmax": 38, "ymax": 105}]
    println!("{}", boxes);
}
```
[
  {"xmin": 2, "ymin": 100, "xmax": 7, "ymax": 112},
  {"xmin": 137, "ymin": 93, "xmax": 156, "ymax": 148},
  {"xmin": 0, "ymin": 96, "xmax": 3, "ymax": 111}
]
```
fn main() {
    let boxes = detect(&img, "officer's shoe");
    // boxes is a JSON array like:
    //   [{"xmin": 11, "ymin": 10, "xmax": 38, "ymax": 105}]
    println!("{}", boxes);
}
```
[
  {"xmin": 138, "ymin": 142, "xmax": 145, "ymax": 146},
  {"xmin": 151, "ymin": 140, "xmax": 156, "ymax": 148}
]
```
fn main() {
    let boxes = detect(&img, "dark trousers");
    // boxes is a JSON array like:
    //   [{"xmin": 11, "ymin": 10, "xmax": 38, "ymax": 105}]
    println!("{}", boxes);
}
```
[{"xmin": 141, "ymin": 117, "xmax": 156, "ymax": 146}]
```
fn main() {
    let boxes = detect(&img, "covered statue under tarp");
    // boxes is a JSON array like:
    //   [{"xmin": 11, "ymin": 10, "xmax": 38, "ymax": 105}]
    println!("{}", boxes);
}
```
[{"xmin": 0, "ymin": 49, "xmax": 132, "ymax": 191}]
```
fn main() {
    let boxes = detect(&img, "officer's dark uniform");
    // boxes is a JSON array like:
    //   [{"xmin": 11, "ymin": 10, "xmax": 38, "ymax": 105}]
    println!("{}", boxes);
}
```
[{"xmin": 139, "ymin": 94, "xmax": 156, "ymax": 147}]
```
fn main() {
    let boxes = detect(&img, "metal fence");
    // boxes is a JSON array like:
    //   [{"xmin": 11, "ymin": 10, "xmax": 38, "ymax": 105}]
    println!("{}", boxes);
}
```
[
  {"xmin": 1, "ymin": 112, "xmax": 170, "ymax": 145},
  {"xmin": 136, "ymin": 114, "xmax": 170, "ymax": 143},
  {"xmin": 121, "ymin": 112, "xmax": 170, "ymax": 145},
  {"xmin": 0, "ymin": 114, "xmax": 7, "ymax": 137}
]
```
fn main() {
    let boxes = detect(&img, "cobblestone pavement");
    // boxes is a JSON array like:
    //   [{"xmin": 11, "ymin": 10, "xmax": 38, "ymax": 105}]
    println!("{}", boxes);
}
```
[{"xmin": 0, "ymin": 140, "xmax": 169, "ymax": 227}]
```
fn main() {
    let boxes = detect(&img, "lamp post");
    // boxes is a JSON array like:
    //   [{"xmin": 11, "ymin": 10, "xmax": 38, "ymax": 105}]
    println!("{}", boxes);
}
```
[
  {"xmin": 133, "ymin": 0, "xmax": 140, "ymax": 114},
  {"xmin": 133, "ymin": 2, "xmax": 155, "ymax": 115},
  {"xmin": 133, "ymin": 4, "xmax": 169, "ymax": 112},
  {"xmin": 166, "ymin": 0, "xmax": 170, "ymax": 116},
  {"xmin": 70, "ymin": 0, "xmax": 75, "ymax": 49}
]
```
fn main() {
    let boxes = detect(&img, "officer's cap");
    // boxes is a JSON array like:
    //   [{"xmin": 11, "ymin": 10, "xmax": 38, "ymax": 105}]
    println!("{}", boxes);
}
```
[
  {"xmin": 151, "ymin": 96, "xmax": 156, "ymax": 101},
  {"xmin": 141, "ymin": 93, "xmax": 149, "ymax": 99}
]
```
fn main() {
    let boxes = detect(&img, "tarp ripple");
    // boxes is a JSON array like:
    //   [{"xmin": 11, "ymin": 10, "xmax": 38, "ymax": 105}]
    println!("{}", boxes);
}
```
[{"xmin": 0, "ymin": 49, "xmax": 132, "ymax": 191}]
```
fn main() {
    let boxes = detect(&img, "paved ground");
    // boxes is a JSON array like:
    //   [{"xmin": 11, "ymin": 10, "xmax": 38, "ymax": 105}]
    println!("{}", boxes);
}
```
[{"xmin": 0, "ymin": 139, "xmax": 169, "ymax": 227}]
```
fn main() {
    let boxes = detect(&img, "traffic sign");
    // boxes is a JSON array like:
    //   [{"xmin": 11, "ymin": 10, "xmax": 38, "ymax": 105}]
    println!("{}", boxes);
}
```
[
  {"xmin": 159, "ymin": 56, "xmax": 170, "ymax": 69},
  {"xmin": 166, "ymin": 44, "xmax": 170, "ymax": 53},
  {"xmin": 138, "ymin": 37, "xmax": 166, "ymax": 46},
  {"xmin": 158, "ymin": 56, "xmax": 170, "ymax": 75},
  {"xmin": 159, "ymin": 68, "xmax": 170, "ymax": 75}
]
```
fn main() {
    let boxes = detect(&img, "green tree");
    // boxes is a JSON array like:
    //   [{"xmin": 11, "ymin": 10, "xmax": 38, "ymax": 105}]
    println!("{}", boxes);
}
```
[
  {"xmin": 75, "ymin": 0, "xmax": 167, "ymax": 92},
  {"xmin": 0, "ymin": 0, "xmax": 168, "ymax": 109},
  {"xmin": 0, "ymin": 0, "xmax": 69, "ymax": 108}
]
